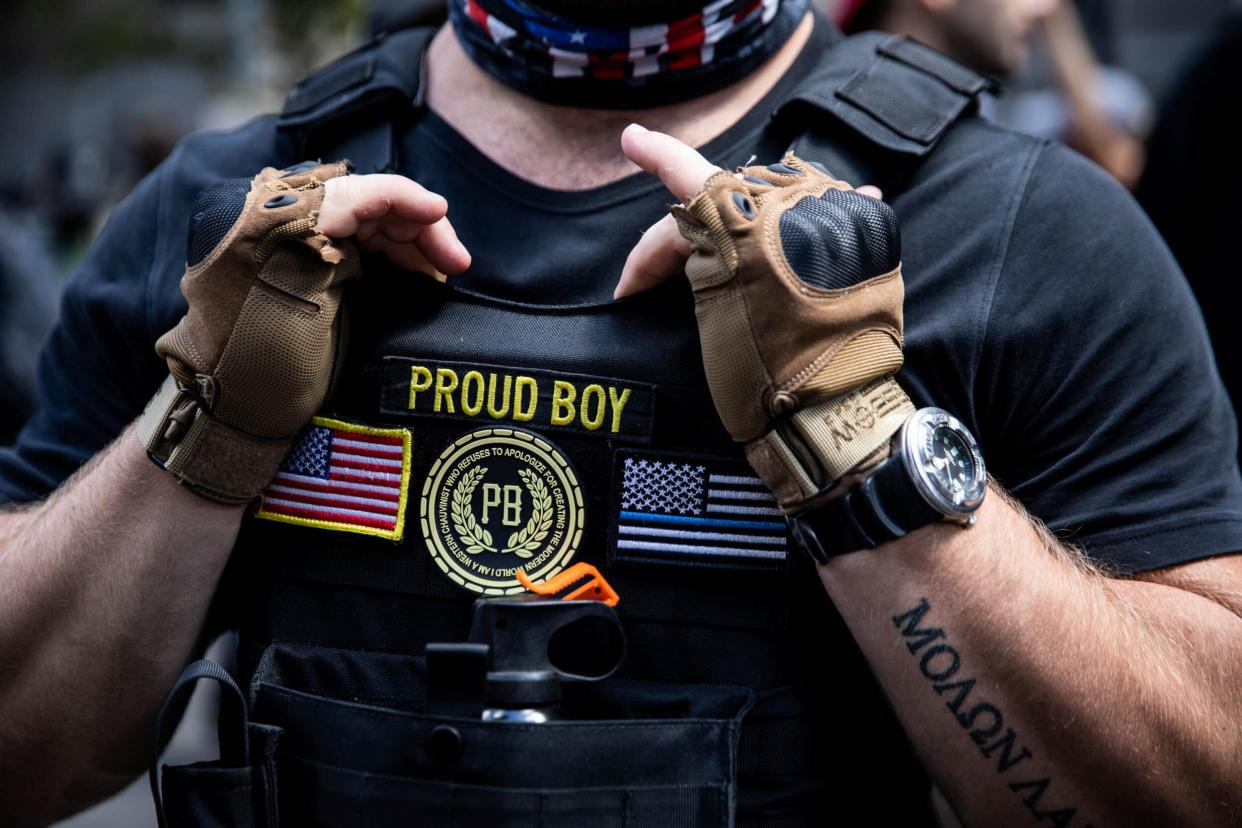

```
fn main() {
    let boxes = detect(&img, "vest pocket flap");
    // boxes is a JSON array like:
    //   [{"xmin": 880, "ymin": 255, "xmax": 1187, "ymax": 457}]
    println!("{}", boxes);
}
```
[
  {"xmin": 252, "ymin": 681, "xmax": 747, "ymax": 788},
  {"xmin": 249, "ymin": 642, "xmax": 755, "ymax": 722},
  {"xmin": 249, "ymin": 641, "xmax": 428, "ymax": 710}
]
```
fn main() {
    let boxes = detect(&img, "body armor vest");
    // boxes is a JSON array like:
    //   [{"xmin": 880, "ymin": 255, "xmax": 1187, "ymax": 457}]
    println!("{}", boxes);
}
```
[{"xmin": 151, "ymin": 24, "xmax": 994, "ymax": 828}]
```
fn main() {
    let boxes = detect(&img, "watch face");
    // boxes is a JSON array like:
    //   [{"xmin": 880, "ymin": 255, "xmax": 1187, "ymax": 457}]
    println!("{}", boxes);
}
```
[
  {"xmin": 902, "ymin": 408, "xmax": 986, "ymax": 516},
  {"xmin": 924, "ymin": 424, "xmax": 978, "ymax": 505}
]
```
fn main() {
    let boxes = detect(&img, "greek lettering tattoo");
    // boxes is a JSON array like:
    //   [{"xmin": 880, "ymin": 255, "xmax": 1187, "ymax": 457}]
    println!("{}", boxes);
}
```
[{"xmin": 892, "ymin": 598, "xmax": 1094, "ymax": 828}]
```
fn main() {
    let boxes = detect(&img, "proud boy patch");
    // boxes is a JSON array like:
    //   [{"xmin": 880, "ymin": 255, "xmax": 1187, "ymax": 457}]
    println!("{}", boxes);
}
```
[{"xmin": 380, "ymin": 357, "xmax": 656, "ymax": 444}]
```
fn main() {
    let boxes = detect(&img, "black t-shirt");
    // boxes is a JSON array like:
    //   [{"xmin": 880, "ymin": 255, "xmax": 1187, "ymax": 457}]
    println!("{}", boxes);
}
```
[{"xmin": 3, "ymin": 18, "xmax": 1242, "ymax": 582}]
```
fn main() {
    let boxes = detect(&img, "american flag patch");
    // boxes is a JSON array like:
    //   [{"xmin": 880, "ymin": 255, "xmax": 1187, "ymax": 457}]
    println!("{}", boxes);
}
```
[
  {"xmin": 609, "ymin": 451, "xmax": 789, "ymax": 571},
  {"xmin": 255, "ymin": 417, "xmax": 412, "ymax": 541}
]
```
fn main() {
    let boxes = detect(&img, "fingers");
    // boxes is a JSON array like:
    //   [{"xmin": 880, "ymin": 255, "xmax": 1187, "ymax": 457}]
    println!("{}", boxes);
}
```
[
  {"xmin": 364, "ymin": 236, "xmax": 449, "ymax": 282},
  {"xmin": 413, "ymin": 217, "xmax": 471, "ymax": 274},
  {"xmin": 358, "ymin": 215, "xmax": 471, "ymax": 275},
  {"xmin": 317, "ymin": 174, "xmax": 470, "ymax": 276},
  {"xmin": 316, "ymin": 174, "xmax": 448, "ymax": 237},
  {"xmin": 856, "ymin": 185, "xmax": 883, "ymax": 200},
  {"xmin": 615, "ymin": 214, "xmax": 693, "ymax": 299},
  {"xmin": 621, "ymin": 124, "xmax": 722, "ymax": 201}
]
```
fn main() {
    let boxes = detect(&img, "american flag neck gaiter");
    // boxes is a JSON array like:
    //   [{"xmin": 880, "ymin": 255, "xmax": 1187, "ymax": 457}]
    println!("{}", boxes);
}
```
[{"xmin": 448, "ymin": 0, "xmax": 809, "ymax": 108}]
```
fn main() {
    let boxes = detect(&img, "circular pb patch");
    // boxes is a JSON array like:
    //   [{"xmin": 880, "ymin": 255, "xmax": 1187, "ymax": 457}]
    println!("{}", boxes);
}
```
[{"xmin": 420, "ymin": 428, "xmax": 584, "ymax": 595}]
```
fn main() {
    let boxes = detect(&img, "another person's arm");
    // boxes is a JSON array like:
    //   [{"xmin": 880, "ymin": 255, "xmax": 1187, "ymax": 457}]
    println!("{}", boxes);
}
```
[
  {"xmin": 1041, "ymin": 0, "xmax": 1145, "ymax": 189},
  {"xmin": 0, "ymin": 169, "xmax": 468, "ymax": 827}
]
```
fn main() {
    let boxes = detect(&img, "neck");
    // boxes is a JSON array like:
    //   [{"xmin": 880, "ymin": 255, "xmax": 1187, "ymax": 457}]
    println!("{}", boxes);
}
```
[{"xmin": 424, "ymin": 12, "xmax": 814, "ymax": 191}]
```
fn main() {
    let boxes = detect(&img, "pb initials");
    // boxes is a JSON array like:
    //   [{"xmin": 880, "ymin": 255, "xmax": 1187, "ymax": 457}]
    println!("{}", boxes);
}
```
[{"xmin": 482, "ymin": 483, "xmax": 523, "ymax": 526}]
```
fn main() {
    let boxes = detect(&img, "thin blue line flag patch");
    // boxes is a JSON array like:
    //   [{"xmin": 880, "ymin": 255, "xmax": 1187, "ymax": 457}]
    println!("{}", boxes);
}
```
[{"xmin": 608, "ymin": 450, "xmax": 790, "ymax": 572}]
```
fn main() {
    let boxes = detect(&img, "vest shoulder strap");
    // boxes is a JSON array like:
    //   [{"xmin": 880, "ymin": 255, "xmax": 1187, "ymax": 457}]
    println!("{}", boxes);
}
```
[
  {"xmin": 276, "ymin": 28, "xmax": 993, "ymax": 187},
  {"xmin": 277, "ymin": 27, "xmax": 435, "ymax": 172},
  {"xmin": 779, "ymin": 32, "xmax": 999, "ymax": 192}
]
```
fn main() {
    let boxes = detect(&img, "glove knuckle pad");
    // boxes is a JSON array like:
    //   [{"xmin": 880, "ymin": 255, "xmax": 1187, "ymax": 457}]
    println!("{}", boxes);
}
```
[
  {"xmin": 778, "ymin": 189, "xmax": 900, "ymax": 291},
  {"xmin": 186, "ymin": 178, "xmax": 251, "ymax": 266}
]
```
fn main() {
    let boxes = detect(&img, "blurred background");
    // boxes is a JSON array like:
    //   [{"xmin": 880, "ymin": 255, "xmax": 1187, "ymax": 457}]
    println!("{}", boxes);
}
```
[{"xmin": 0, "ymin": 0, "xmax": 1235, "ymax": 824}]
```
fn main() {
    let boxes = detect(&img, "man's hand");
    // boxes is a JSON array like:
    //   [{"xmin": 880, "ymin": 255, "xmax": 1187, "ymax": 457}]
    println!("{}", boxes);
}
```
[
  {"xmin": 616, "ymin": 124, "xmax": 881, "ymax": 298},
  {"xmin": 618, "ymin": 124, "xmax": 909, "ymax": 512},
  {"xmin": 138, "ymin": 164, "xmax": 470, "ymax": 503}
]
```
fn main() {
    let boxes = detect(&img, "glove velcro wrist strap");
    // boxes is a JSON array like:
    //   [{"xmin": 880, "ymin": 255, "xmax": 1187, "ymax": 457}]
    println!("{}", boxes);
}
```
[
  {"xmin": 746, "ymin": 432, "xmax": 820, "ymax": 512},
  {"xmin": 137, "ymin": 376, "xmax": 292, "ymax": 505},
  {"xmin": 791, "ymin": 376, "xmax": 915, "ymax": 481},
  {"xmin": 745, "ymin": 377, "xmax": 914, "ymax": 513}
]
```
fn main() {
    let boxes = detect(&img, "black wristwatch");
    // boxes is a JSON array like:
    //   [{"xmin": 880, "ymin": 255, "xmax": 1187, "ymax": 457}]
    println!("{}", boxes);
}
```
[{"xmin": 790, "ymin": 407, "xmax": 987, "ymax": 563}]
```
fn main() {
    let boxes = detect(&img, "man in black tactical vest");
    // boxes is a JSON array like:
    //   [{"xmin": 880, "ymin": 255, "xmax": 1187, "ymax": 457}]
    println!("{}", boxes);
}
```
[{"xmin": 2, "ymin": 1, "xmax": 1241, "ymax": 826}]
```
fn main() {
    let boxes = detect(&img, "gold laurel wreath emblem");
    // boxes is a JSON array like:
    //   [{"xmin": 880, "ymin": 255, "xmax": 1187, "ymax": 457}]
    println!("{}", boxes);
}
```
[
  {"xmin": 451, "ymin": 466, "xmax": 495, "ymax": 554},
  {"xmin": 502, "ymin": 468, "xmax": 553, "ymax": 559}
]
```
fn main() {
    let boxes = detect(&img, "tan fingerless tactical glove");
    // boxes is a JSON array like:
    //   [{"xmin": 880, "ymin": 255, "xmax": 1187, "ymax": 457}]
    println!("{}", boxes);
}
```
[
  {"xmin": 672, "ymin": 155, "xmax": 916, "ymax": 514},
  {"xmin": 138, "ymin": 162, "xmax": 360, "ymax": 504}
]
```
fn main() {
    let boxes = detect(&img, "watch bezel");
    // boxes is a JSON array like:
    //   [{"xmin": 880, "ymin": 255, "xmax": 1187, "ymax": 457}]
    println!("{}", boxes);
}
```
[{"xmin": 897, "ymin": 407, "xmax": 986, "ymax": 519}]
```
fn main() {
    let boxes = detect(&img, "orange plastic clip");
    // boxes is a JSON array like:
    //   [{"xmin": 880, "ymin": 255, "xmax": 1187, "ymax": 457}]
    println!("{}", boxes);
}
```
[{"xmin": 515, "ymin": 562, "xmax": 620, "ymax": 607}]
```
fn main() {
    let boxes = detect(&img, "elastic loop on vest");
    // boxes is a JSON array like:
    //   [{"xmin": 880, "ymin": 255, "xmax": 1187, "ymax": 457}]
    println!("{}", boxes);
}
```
[
  {"xmin": 149, "ymin": 659, "xmax": 249, "ymax": 828},
  {"xmin": 875, "ymin": 35, "xmax": 999, "ymax": 96},
  {"xmin": 777, "ymin": 30, "xmax": 993, "ymax": 195}
]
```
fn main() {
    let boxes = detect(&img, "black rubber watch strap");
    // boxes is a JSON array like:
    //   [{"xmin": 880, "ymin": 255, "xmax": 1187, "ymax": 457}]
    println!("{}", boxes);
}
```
[{"xmin": 793, "ymin": 450, "xmax": 943, "ymax": 563}]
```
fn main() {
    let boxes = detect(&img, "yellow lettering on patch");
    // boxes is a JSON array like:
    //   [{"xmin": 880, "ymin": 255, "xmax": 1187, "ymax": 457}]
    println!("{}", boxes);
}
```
[
  {"xmin": 391, "ymin": 360, "xmax": 652, "ymax": 442},
  {"xmin": 551, "ymin": 381, "xmax": 576, "ymax": 426},
  {"xmin": 481, "ymin": 482, "xmax": 521, "ymax": 525},
  {"xmin": 580, "ymin": 384, "xmax": 606, "ymax": 431},
  {"xmin": 434, "ymin": 369, "xmax": 459, "ymax": 413},
  {"xmin": 608, "ymin": 387, "xmax": 632, "ymax": 434},
  {"xmin": 513, "ymin": 376, "xmax": 538, "ymax": 422},
  {"xmin": 482, "ymin": 482, "xmax": 501, "ymax": 523},
  {"xmin": 408, "ymin": 366, "xmax": 433, "ymax": 410},
  {"xmin": 502, "ymin": 484, "xmax": 522, "ymax": 525},
  {"xmin": 487, "ymin": 373, "xmax": 512, "ymax": 418},
  {"xmin": 461, "ymin": 371, "xmax": 485, "ymax": 416}
]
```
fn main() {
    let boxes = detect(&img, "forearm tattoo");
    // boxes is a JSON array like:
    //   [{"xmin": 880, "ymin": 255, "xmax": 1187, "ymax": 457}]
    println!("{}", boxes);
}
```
[{"xmin": 893, "ymin": 598, "xmax": 1094, "ymax": 827}]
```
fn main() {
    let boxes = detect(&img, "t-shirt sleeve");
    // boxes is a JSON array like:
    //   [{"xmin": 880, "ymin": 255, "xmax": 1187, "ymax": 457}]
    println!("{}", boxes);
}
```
[
  {"xmin": 0, "ymin": 165, "xmax": 171, "ymax": 504},
  {"xmin": 976, "ymin": 141, "xmax": 1242, "ymax": 573}
]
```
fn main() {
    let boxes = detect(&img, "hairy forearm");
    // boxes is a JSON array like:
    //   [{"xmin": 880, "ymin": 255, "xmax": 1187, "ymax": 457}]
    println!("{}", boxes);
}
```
[
  {"xmin": 817, "ymin": 486, "xmax": 1242, "ymax": 827},
  {"xmin": 0, "ymin": 425, "xmax": 243, "ymax": 825}
]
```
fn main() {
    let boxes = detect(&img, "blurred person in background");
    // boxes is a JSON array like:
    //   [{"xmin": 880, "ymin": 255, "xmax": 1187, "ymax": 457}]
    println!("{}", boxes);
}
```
[
  {"xmin": 2, "ymin": 1, "xmax": 1241, "ymax": 826},
  {"xmin": 830, "ymin": 0, "xmax": 1148, "ymax": 187},
  {"xmin": 0, "ymin": 205, "xmax": 59, "ymax": 445},
  {"xmin": 1136, "ymin": 8, "xmax": 1242, "ymax": 467},
  {"xmin": 833, "ymin": 0, "xmax": 1057, "ymax": 78}
]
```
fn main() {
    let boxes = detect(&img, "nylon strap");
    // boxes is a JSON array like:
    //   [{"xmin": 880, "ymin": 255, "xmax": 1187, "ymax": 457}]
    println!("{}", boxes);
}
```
[
  {"xmin": 277, "ymin": 27, "xmax": 433, "ymax": 170},
  {"xmin": 875, "ymin": 36, "xmax": 996, "ymax": 96},
  {"xmin": 138, "ymin": 376, "xmax": 291, "ymax": 505},
  {"xmin": 149, "ymin": 659, "xmax": 249, "ymax": 828},
  {"xmin": 781, "ymin": 32, "xmax": 996, "ymax": 194},
  {"xmin": 791, "ymin": 376, "xmax": 915, "ymax": 481}
]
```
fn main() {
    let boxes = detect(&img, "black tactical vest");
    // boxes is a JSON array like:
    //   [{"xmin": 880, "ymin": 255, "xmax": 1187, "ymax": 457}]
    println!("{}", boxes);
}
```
[{"xmin": 151, "ymin": 25, "xmax": 995, "ymax": 828}]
